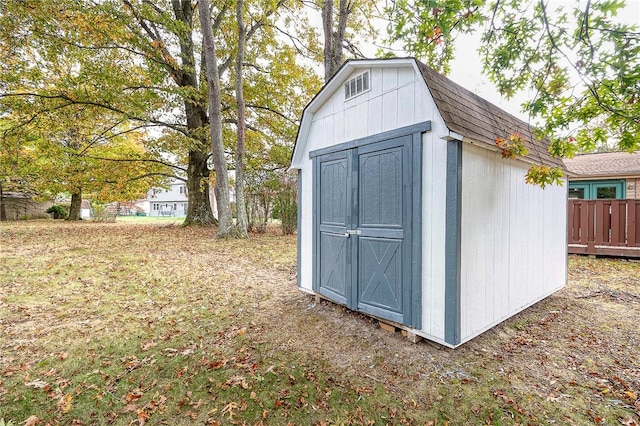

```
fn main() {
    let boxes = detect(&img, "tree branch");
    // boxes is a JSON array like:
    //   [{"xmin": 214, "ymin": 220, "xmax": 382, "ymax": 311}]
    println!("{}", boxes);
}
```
[
  {"xmin": 122, "ymin": 0, "xmax": 183, "ymax": 85},
  {"xmin": 1, "ymin": 91, "xmax": 190, "ymax": 137},
  {"xmin": 78, "ymin": 154, "xmax": 187, "ymax": 173},
  {"xmin": 246, "ymin": 103, "xmax": 298, "ymax": 125}
]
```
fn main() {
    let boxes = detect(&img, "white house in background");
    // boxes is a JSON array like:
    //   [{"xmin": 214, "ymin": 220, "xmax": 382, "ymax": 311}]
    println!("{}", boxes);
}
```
[
  {"xmin": 290, "ymin": 58, "xmax": 568, "ymax": 348},
  {"xmin": 147, "ymin": 179, "xmax": 188, "ymax": 217}
]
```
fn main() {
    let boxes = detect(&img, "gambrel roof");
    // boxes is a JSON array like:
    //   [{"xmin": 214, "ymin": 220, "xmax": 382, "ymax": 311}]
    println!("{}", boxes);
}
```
[
  {"xmin": 292, "ymin": 58, "xmax": 563, "ymax": 169},
  {"xmin": 415, "ymin": 61, "xmax": 563, "ymax": 168}
]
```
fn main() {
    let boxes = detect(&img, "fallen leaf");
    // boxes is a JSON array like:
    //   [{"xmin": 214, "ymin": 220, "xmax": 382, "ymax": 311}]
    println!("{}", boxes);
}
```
[
  {"xmin": 179, "ymin": 347, "xmax": 194, "ymax": 356},
  {"xmin": 221, "ymin": 402, "xmax": 239, "ymax": 420},
  {"xmin": 125, "ymin": 390, "xmax": 143, "ymax": 403},
  {"xmin": 136, "ymin": 408, "xmax": 150, "ymax": 426},
  {"xmin": 25, "ymin": 379, "xmax": 49, "ymax": 389},
  {"xmin": 24, "ymin": 415, "xmax": 40, "ymax": 426},
  {"xmin": 141, "ymin": 340, "xmax": 157, "ymax": 351},
  {"xmin": 56, "ymin": 393, "xmax": 73, "ymax": 413}
]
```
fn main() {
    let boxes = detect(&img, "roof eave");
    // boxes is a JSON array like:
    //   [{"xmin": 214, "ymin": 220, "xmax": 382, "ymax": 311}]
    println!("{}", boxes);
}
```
[{"xmin": 567, "ymin": 172, "xmax": 640, "ymax": 180}]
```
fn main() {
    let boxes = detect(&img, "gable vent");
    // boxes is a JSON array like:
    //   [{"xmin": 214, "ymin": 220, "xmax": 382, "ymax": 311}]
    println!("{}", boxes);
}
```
[{"xmin": 344, "ymin": 70, "xmax": 370, "ymax": 100}]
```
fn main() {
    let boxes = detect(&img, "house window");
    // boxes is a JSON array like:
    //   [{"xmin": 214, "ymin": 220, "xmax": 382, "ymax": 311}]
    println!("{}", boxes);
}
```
[
  {"xmin": 568, "ymin": 187, "xmax": 585, "ymax": 199},
  {"xmin": 568, "ymin": 180, "xmax": 625, "ymax": 199},
  {"xmin": 152, "ymin": 203, "xmax": 159, "ymax": 211},
  {"xmin": 179, "ymin": 185, "xmax": 184, "ymax": 194},
  {"xmin": 344, "ymin": 70, "xmax": 370, "ymax": 100}
]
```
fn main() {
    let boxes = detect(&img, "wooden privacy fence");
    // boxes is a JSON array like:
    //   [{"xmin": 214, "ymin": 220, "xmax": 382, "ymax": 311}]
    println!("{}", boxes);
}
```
[{"xmin": 568, "ymin": 199, "xmax": 640, "ymax": 257}]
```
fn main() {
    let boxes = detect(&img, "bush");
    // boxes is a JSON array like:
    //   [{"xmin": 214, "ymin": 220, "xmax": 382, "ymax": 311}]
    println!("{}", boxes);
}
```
[
  {"xmin": 46, "ymin": 205, "xmax": 68, "ymax": 220},
  {"xmin": 275, "ymin": 175, "xmax": 297, "ymax": 235},
  {"xmin": 91, "ymin": 204, "xmax": 117, "ymax": 223}
]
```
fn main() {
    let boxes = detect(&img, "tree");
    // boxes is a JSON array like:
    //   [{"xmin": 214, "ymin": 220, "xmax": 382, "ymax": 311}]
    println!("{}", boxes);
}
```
[
  {"xmin": 198, "ymin": 0, "xmax": 234, "ymax": 237},
  {"xmin": 120, "ymin": 0, "xmax": 219, "ymax": 226},
  {"xmin": 1, "ymin": 108, "xmax": 167, "ymax": 220},
  {"xmin": 318, "ymin": 0, "xmax": 380, "ymax": 80},
  {"xmin": 1, "ymin": 0, "xmax": 323, "ymax": 231},
  {"xmin": 0, "ymin": 0, "xmax": 190, "ymax": 218},
  {"xmin": 234, "ymin": 0, "xmax": 249, "ymax": 238},
  {"xmin": 387, "ymin": 0, "xmax": 640, "ymax": 184}
]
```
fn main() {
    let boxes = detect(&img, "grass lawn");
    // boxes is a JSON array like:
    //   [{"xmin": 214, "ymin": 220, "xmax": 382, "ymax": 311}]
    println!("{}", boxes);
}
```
[
  {"xmin": 1, "ymin": 220, "xmax": 638, "ymax": 425},
  {"xmin": 115, "ymin": 215, "xmax": 186, "ymax": 224}
]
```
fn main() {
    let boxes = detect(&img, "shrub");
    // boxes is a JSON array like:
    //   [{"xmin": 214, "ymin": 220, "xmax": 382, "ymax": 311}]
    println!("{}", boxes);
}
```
[
  {"xmin": 91, "ymin": 204, "xmax": 117, "ymax": 223},
  {"xmin": 46, "ymin": 205, "xmax": 69, "ymax": 219},
  {"xmin": 275, "ymin": 175, "xmax": 297, "ymax": 235}
]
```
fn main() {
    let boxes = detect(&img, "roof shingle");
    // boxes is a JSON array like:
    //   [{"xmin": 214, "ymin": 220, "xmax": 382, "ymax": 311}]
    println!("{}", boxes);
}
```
[
  {"xmin": 415, "ymin": 61, "xmax": 564, "ymax": 168},
  {"xmin": 563, "ymin": 151, "xmax": 640, "ymax": 177}
]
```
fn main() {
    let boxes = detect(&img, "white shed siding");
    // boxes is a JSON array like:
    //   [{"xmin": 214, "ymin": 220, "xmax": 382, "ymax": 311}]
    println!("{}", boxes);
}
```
[
  {"xmin": 296, "ymin": 65, "xmax": 430, "ymax": 295},
  {"xmin": 308, "ymin": 67, "xmax": 423, "ymax": 151},
  {"xmin": 458, "ymin": 144, "xmax": 567, "ymax": 341},
  {"xmin": 420, "ymin": 131, "xmax": 448, "ymax": 341},
  {"xmin": 298, "ymin": 164, "xmax": 314, "ymax": 293},
  {"xmin": 418, "ymin": 103, "xmax": 450, "ymax": 342}
]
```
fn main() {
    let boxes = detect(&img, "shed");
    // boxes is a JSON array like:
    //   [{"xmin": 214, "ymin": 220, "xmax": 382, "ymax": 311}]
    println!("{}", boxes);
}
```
[{"xmin": 290, "ymin": 58, "xmax": 568, "ymax": 347}]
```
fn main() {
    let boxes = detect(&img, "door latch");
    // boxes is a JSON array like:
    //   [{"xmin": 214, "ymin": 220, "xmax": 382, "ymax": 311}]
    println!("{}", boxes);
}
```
[{"xmin": 344, "ymin": 229, "xmax": 361, "ymax": 237}]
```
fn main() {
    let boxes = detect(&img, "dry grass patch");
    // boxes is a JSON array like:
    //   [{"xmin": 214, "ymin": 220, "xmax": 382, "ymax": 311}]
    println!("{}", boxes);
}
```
[{"xmin": 0, "ymin": 221, "xmax": 638, "ymax": 425}]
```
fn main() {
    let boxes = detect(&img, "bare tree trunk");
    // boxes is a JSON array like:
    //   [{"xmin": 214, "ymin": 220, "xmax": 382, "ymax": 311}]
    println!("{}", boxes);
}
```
[
  {"xmin": 321, "ymin": 0, "xmax": 351, "ymax": 81},
  {"xmin": 0, "ymin": 180, "xmax": 6, "ymax": 221},
  {"xmin": 172, "ymin": 0, "xmax": 216, "ymax": 227},
  {"xmin": 183, "ymin": 151, "xmax": 216, "ymax": 226},
  {"xmin": 68, "ymin": 191, "xmax": 82, "ymax": 221},
  {"xmin": 234, "ymin": 0, "xmax": 248, "ymax": 238},
  {"xmin": 333, "ymin": 0, "xmax": 349, "ymax": 73},
  {"xmin": 198, "ymin": 0, "xmax": 235, "ymax": 238},
  {"xmin": 322, "ymin": 0, "xmax": 334, "ymax": 81}
]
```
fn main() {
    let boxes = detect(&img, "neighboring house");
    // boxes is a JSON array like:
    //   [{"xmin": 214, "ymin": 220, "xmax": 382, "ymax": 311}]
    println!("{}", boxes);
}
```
[
  {"xmin": 147, "ymin": 179, "xmax": 188, "ymax": 217},
  {"xmin": 0, "ymin": 192, "xmax": 53, "ymax": 220},
  {"xmin": 290, "ymin": 57, "xmax": 567, "ymax": 348},
  {"xmin": 145, "ymin": 178, "xmax": 225, "ymax": 219},
  {"xmin": 563, "ymin": 151, "xmax": 640, "ymax": 199}
]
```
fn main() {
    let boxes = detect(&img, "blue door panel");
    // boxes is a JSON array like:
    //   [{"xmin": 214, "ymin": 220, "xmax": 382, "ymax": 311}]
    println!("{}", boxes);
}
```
[
  {"xmin": 314, "ymin": 133, "xmax": 419, "ymax": 327},
  {"xmin": 319, "ymin": 232, "xmax": 348, "ymax": 303},
  {"xmin": 317, "ymin": 154, "xmax": 350, "ymax": 304},
  {"xmin": 359, "ymin": 147, "xmax": 403, "ymax": 228},
  {"xmin": 358, "ymin": 237, "xmax": 403, "ymax": 321},
  {"xmin": 320, "ymin": 159, "xmax": 348, "ymax": 225}
]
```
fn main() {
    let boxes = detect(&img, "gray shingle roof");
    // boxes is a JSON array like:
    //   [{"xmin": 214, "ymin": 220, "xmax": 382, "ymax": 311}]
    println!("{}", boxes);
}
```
[
  {"xmin": 415, "ymin": 61, "xmax": 564, "ymax": 169},
  {"xmin": 563, "ymin": 151, "xmax": 640, "ymax": 177}
]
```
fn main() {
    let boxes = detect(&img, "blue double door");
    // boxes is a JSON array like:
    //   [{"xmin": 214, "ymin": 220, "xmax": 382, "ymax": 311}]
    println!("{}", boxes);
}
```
[{"xmin": 313, "ymin": 135, "xmax": 419, "ymax": 327}]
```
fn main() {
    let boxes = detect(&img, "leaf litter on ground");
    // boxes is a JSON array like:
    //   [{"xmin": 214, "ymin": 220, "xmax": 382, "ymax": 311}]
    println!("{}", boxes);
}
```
[{"xmin": 0, "ymin": 220, "xmax": 638, "ymax": 425}]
